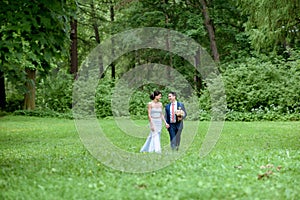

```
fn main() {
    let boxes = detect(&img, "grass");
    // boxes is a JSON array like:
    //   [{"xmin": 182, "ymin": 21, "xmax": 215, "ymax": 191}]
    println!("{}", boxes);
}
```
[{"xmin": 0, "ymin": 116, "xmax": 299, "ymax": 199}]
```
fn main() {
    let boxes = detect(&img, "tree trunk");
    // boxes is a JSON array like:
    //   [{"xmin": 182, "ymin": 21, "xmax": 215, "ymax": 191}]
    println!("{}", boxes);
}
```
[
  {"xmin": 110, "ymin": 5, "xmax": 116, "ymax": 79},
  {"xmin": 199, "ymin": 0, "xmax": 220, "ymax": 62},
  {"xmin": 70, "ymin": 18, "xmax": 78, "ymax": 79},
  {"xmin": 0, "ymin": 70, "xmax": 6, "ymax": 110},
  {"xmin": 194, "ymin": 48, "xmax": 203, "ymax": 96},
  {"xmin": 24, "ymin": 68, "xmax": 36, "ymax": 110},
  {"xmin": 91, "ymin": 2, "xmax": 100, "ymax": 44},
  {"xmin": 91, "ymin": 1, "xmax": 104, "ymax": 78},
  {"xmin": 164, "ymin": 0, "xmax": 172, "ymax": 79}
]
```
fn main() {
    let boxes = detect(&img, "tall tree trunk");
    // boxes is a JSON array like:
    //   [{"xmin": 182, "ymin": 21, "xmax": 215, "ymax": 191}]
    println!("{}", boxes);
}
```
[
  {"xmin": 91, "ymin": 2, "xmax": 100, "ymax": 44},
  {"xmin": 90, "ymin": 1, "xmax": 104, "ymax": 78},
  {"xmin": 110, "ymin": 4, "xmax": 116, "ymax": 79},
  {"xmin": 199, "ymin": 0, "xmax": 220, "ymax": 62},
  {"xmin": 194, "ymin": 48, "xmax": 203, "ymax": 96},
  {"xmin": 24, "ymin": 68, "xmax": 36, "ymax": 110},
  {"xmin": 70, "ymin": 18, "xmax": 78, "ymax": 79},
  {"xmin": 0, "ymin": 70, "xmax": 6, "ymax": 110},
  {"xmin": 164, "ymin": 0, "xmax": 172, "ymax": 79}
]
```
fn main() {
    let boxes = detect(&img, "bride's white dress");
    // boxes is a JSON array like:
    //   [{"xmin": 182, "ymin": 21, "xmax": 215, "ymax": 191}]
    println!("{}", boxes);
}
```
[{"xmin": 140, "ymin": 107, "xmax": 162, "ymax": 153}]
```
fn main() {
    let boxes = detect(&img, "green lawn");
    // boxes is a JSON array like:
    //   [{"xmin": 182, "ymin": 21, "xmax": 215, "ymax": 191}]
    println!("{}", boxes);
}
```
[{"xmin": 0, "ymin": 116, "xmax": 299, "ymax": 199}]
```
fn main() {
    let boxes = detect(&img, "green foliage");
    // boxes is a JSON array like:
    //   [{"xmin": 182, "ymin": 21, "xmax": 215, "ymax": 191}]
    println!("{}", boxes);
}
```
[
  {"xmin": 0, "ymin": 0, "xmax": 73, "ymax": 110},
  {"xmin": 94, "ymin": 76, "xmax": 197, "ymax": 119},
  {"xmin": 2, "ymin": 0, "xmax": 300, "ymax": 123},
  {"xmin": 128, "ymin": 84, "xmax": 174, "ymax": 117},
  {"xmin": 36, "ymin": 70, "xmax": 73, "ymax": 113},
  {"xmin": 237, "ymin": 0, "xmax": 300, "ymax": 53},
  {"xmin": 0, "ymin": 110, "xmax": 9, "ymax": 117},
  {"xmin": 11, "ymin": 50, "xmax": 300, "ymax": 122},
  {"xmin": 5, "ymin": 98, "xmax": 23, "ymax": 112},
  {"xmin": 195, "ymin": 51, "xmax": 300, "ymax": 121},
  {"xmin": 129, "ymin": 90, "xmax": 148, "ymax": 117},
  {"xmin": 95, "ymin": 78, "xmax": 115, "ymax": 118},
  {"xmin": 13, "ymin": 109, "xmax": 73, "ymax": 119},
  {"xmin": 223, "ymin": 54, "xmax": 300, "ymax": 114},
  {"xmin": 0, "ymin": 0, "xmax": 71, "ymax": 68},
  {"xmin": 209, "ymin": 0, "xmax": 251, "ymax": 61},
  {"xmin": 226, "ymin": 110, "xmax": 300, "ymax": 122}
]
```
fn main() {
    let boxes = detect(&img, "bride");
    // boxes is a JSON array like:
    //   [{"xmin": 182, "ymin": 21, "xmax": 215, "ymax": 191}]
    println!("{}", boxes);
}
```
[{"xmin": 140, "ymin": 91, "xmax": 169, "ymax": 153}]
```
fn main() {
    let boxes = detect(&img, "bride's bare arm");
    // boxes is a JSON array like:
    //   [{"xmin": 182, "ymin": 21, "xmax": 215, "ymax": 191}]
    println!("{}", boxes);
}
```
[
  {"xmin": 148, "ymin": 103, "xmax": 154, "ymax": 130},
  {"xmin": 160, "ymin": 103, "xmax": 169, "ymax": 128}
]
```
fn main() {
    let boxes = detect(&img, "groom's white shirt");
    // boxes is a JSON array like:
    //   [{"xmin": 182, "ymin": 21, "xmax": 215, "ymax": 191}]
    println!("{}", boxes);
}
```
[{"xmin": 170, "ymin": 101, "xmax": 177, "ymax": 123}]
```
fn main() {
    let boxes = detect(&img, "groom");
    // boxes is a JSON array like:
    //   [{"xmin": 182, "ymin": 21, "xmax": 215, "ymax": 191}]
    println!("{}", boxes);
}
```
[{"xmin": 165, "ymin": 92, "xmax": 187, "ymax": 151}]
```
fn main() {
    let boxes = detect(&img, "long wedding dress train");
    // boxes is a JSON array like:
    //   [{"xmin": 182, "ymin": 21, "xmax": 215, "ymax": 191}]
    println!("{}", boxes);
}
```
[{"xmin": 140, "ymin": 107, "xmax": 162, "ymax": 153}]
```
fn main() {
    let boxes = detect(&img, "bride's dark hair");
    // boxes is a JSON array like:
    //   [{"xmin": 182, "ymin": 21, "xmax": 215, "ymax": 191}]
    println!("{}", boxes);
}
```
[{"xmin": 150, "ymin": 90, "xmax": 162, "ymax": 100}]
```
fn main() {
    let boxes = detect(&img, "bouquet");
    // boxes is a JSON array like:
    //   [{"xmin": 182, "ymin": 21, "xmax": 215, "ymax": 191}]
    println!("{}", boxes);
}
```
[{"xmin": 175, "ymin": 107, "xmax": 185, "ymax": 121}]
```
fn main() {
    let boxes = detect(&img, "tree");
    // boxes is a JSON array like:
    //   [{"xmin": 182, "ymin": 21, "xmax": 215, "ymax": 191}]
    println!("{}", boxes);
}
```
[
  {"xmin": 0, "ymin": 0, "xmax": 72, "ymax": 110},
  {"xmin": 199, "ymin": 0, "xmax": 220, "ymax": 62},
  {"xmin": 76, "ymin": 0, "xmax": 112, "ymax": 78},
  {"xmin": 90, "ymin": 0, "xmax": 105, "ymax": 78},
  {"xmin": 70, "ymin": 18, "xmax": 78, "ymax": 79},
  {"xmin": 238, "ymin": 0, "xmax": 300, "ymax": 53},
  {"xmin": 0, "ymin": 71, "xmax": 5, "ymax": 110},
  {"xmin": 24, "ymin": 68, "xmax": 36, "ymax": 110},
  {"xmin": 110, "ymin": 2, "xmax": 116, "ymax": 79}
]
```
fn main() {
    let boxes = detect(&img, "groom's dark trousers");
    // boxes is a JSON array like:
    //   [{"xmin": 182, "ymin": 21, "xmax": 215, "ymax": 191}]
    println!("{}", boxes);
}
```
[
  {"xmin": 165, "ymin": 102, "xmax": 186, "ymax": 150},
  {"xmin": 168, "ymin": 121, "xmax": 183, "ymax": 150}
]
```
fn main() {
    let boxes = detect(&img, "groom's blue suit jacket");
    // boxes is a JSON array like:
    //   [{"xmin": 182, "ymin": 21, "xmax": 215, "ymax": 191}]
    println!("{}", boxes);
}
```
[{"xmin": 165, "ymin": 102, "xmax": 187, "ymax": 127}]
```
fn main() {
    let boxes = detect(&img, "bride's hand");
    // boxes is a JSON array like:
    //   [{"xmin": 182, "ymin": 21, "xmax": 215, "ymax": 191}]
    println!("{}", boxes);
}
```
[{"xmin": 150, "ymin": 125, "xmax": 155, "ymax": 131}]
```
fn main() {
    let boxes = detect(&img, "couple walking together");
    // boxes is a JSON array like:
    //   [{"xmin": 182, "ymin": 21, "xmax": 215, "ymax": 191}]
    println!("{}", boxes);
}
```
[{"xmin": 140, "ymin": 91, "xmax": 187, "ymax": 153}]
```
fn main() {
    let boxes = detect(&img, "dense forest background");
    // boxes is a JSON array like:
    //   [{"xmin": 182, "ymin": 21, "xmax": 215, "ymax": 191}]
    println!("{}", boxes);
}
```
[{"xmin": 0, "ymin": 0, "xmax": 299, "ymax": 121}]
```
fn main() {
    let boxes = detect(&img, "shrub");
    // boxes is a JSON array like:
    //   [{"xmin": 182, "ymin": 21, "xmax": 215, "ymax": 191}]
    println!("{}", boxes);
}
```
[
  {"xmin": 13, "ymin": 109, "xmax": 73, "ymax": 119},
  {"xmin": 36, "ymin": 70, "xmax": 73, "ymax": 113},
  {"xmin": 222, "ymin": 54, "xmax": 300, "ymax": 114},
  {"xmin": 95, "ymin": 78, "xmax": 114, "ymax": 118}
]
